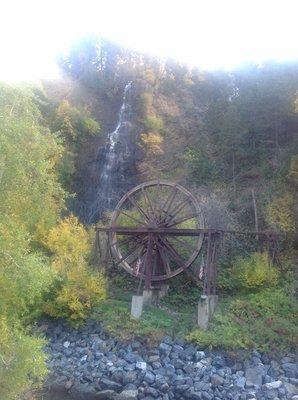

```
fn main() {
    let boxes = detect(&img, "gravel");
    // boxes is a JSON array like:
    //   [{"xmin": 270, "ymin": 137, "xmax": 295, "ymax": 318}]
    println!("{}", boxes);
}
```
[{"xmin": 43, "ymin": 320, "xmax": 298, "ymax": 400}]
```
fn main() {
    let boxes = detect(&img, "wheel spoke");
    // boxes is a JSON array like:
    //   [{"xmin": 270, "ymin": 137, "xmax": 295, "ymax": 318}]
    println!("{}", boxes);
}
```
[
  {"xmin": 114, "ymin": 235, "xmax": 139, "ymax": 248},
  {"xmin": 160, "ymin": 197, "xmax": 190, "ymax": 226},
  {"xmin": 166, "ymin": 213, "xmax": 198, "ymax": 228},
  {"xmin": 127, "ymin": 194, "xmax": 150, "ymax": 222},
  {"xmin": 170, "ymin": 235, "xmax": 199, "ymax": 253},
  {"xmin": 162, "ymin": 186, "xmax": 178, "ymax": 217},
  {"xmin": 118, "ymin": 210, "xmax": 146, "ymax": 226},
  {"xmin": 142, "ymin": 187, "xmax": 158, "ymax": 222},
  {"xmin": 114, "ymin": 239, "xmax": 146, "ymax": 266},
  {"xmin": 155, "ymin": 238, "xmax": 172, "ymax": 275},
  {"xmin": 158, "ymin": 236, "xmax": 186, "ymax": 269}
]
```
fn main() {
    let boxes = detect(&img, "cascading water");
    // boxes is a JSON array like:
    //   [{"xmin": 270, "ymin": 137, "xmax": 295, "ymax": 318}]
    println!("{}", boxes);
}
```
[{"xmin": 87, "ymin": 82, "xmax": 133, "ymax": 222}]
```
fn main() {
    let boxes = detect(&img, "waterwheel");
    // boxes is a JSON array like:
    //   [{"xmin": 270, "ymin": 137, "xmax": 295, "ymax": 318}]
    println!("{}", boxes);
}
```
[{"xmin": 108, "ymin": 180, "xmax": 205, "ymax": 289}]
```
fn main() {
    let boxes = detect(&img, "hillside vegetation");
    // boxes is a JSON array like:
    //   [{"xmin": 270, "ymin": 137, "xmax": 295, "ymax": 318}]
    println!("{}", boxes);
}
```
[{"xmin": 0, "ymin": 36, "xmax": 297, "ymax": 399}]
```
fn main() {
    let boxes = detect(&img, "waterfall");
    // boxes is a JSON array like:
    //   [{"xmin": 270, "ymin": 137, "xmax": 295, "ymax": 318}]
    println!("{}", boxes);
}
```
[{"xmin": 88, "ymin": 82, "xmax": 133, "ymax": 221}]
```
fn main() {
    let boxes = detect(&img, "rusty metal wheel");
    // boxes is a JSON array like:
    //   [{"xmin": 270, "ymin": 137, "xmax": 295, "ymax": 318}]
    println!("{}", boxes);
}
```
[{"xmin": 109, "ymin": 180, "xmax": 204, "ymax": 286}]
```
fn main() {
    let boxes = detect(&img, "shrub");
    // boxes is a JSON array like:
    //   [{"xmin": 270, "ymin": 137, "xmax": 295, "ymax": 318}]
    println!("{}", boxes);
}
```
[
  {"xmin": 266, "ymin": 193, "xmax": 296, "ymax": 232},
  {"xmin": 44, "ymin": 214, "xmax": 90, "ymax": 273},
  {"xmin": 43, "ymin": 216, "xmax": 107, "ymax": 325},
  {"xmin": 187, "ymin": 288, "xmax": 297, "ymax": 352},
  {"xmin": 233, "ymin": 252, "xmax": 279, "ymax": 291},
  {"xmin": 0, "ymin": 317, "xmax": 47, "ymax": 400},
  {"xmin": 44, "ymin": 267, "xmax": 106, "ymax": 325},
  {"xmin": 143, "ymin": 114, "xmax": 163, "ymax": 132}
]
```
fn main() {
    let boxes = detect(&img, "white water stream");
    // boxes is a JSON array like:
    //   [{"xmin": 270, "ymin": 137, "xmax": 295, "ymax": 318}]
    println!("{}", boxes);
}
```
[{"xmin": 89, "ymin": 82, "xmax": 132, "ymax": 220}]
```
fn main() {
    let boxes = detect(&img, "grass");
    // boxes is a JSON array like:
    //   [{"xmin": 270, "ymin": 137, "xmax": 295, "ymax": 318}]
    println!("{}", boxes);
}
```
[
  {"xmin": 187, "ymin": 287, "xmax": 298, "ymax": 353},
  {"xmin": 91, "ymin": 267, "xmax": 297, "ymax": 353},
  {"xmin": 92, "ymin": 287, "xmax": 196, "ymax": 343}
]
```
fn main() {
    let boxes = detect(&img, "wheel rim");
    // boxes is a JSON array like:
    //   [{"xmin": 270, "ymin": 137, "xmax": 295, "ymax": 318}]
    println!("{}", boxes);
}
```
[{"xmin": 109, "ymin": 180, "xmax": 204, "ymax": 281}]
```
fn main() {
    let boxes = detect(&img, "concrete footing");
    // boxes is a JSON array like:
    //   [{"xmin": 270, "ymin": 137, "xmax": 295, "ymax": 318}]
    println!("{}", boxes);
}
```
[
  {"xmin": 197, "ymin": 295, "xmax": 218, "ymax": 330},
  {"xmin": 131, "ymin": 295, "xmax": 143, "ymax": 319},
  {"xmin": 131, "ymin": 285, "xmax": 169, "ymax": 318}
]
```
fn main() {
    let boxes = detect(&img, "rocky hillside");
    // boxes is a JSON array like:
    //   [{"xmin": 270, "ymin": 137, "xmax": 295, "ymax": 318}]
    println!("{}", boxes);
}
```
[{"xmin": 40, "ymin": 36, "xmax": 297, "ymax": 242}]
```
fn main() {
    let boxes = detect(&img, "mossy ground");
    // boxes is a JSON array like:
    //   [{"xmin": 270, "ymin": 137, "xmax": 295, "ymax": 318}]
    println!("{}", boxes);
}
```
[{"xmin": 92, "ymin": 278, "xmax": 297, "ymax": 353}]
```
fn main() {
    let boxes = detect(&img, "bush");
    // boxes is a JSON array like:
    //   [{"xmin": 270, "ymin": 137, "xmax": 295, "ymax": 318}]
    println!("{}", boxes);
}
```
[
  {"xmin": 233, "ymin": 252, "xmax": 279, "ymax": 291},
  {"xmin": 0, "ymin": 317, "xmax": 47, "ymax": 400},
  {"xmin": 187, "ymin": 288, "xmax": 297, "ymax": 352},
  {"xmin": 143, "ymin": 114, "xmax": 163, "ymax": 132},
  {"xmin": 43, "ymin": 215, "xmax": 107, "ymax": 325},
  {"xmin": 44, "ymin": 267, "xmax": 106, "ymax": 325}
]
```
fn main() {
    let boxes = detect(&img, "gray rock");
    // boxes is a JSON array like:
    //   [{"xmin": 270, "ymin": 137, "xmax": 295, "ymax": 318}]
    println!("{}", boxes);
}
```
[
  {"xmin": 136, "ymin": 361, "xmax": 147, "ymax": 371},
  {"xmin": 284, "ymin": 381, "xmax": 298, "ymax": 395},
  {"xmin": 185, "ymin": 390, "xmax": 202, "ymax": 400},
  {"xmin": 195, "ymin": 351, "xmax": 206, "ymax": 361},
  {"xmin": 115, "ymin": 389, "xmax": 138, "ymax": 400},
  {"xmin": 234, "ymin": 376, "xmax": 246, "ymax": 389},
  {"xmin": 123, "ymin": 370, "xmax": 138, "ymax": 384},
  {"xmin": 69, "ymin": 383, "xmax": 99, "ymax": 400},
  {"xmin": 201, "ymin": 391, "xmax": 213, "ymax": 400},
  {"xmin": 245, "ymin": 366, "xmax": 264, "ymax": 388},
  {"xmin": 211, "ymin": 374, "xmax": 224, "ymax": 386},
  {"xmin": 160, "ymin": 383, "xmax": 170, "ymax": 393},
  {"xmin": 100, "ymin": 378, "xmax": 123, "ymax": 391},
  {"xmin": 174, "ymin": 384, "xmax": 190, "ymax": 394},
  {"xmin": 159, "ymin": 343, "xmax": 172, "ymax": 355},
  {"xmin": 164, "ymin": 364, "xmax": 176, "ymax": 377},
  {"xmin": 264, "ymin": 380, "xmax": 282, "ymax": 389},
  {"xmin": 149, "ymin": 355, "xmax": 160, "ymax": 363},
  {"xmin": 146, "ymin": 387, "xmax": 159, "ymax": 397},
  {"xmin": 282, "ymin": 363, "xmax": 297, "ymax": 378},
  {"xmin": 95, "ymin": 390, "xmax": 117, "ymax": 399},
  {"xmin": 144, "ymin": 371, "xmax": 155, "ymax": 384}
]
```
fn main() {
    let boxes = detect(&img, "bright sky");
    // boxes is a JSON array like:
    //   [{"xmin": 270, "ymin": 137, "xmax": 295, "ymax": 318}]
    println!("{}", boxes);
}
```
[{"xmin": 1, "ymin": 0, "xmax": 297, "ymax": 82}]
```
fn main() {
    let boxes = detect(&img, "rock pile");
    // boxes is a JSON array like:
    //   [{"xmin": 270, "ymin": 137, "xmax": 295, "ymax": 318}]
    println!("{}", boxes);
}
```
[{"xmin": 43, "ymin": 320, "xmax": 297, "ymax": 400}]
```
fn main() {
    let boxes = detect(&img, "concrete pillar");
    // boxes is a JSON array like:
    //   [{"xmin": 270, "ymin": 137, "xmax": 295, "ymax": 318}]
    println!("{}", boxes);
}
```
[
  {"xmin": 158, "ymin": 284, "xmax": 169, "ymax": 300},
  {"xmin": 142, "ymin": 290, "xmax": 153, "ymax": 306},
  {"xmin": 197, "ymin": 295, "xmax": 218, "ymax": 330},
  {"xmin": 143, "ymin": 285, "xmax": 169, "ymax": 306},
  {"xmin": 131, "ymin": 295, "xmax": 143, "ymax": 319}
]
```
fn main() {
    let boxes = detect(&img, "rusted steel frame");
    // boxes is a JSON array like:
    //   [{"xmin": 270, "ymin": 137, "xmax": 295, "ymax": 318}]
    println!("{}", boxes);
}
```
[
  {"xmin": 204, "ymin": 232, "xmax": 212, "ymax": 295},
  {"xmin": 265, "ymin": 232, "xmax": 279, "ymax": 264},
  {"xmin": 96, "ymin": 226, "xmax": 279, "ymax": 237},
  {"xmin": 210, "ymin": 233, "xmax": 221, "ymax": 295},
  {"xmin": 145, "ymin": 233, "xmax": 154, "ymax": 290},
  {"xmin": 154, "ymin": 236, "xmax": 172, "ymax": 275},
  {"xmin": 135, "ymin": 244, "xmax": 147, "ymax": 295},
  {"xmin": 203, "ymin": 232, "xmax": 220, "ymax": 295}
]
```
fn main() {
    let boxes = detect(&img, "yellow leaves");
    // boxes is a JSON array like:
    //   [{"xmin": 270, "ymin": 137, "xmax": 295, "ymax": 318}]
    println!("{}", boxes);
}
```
[
  {"xmin": 44, "ymin": 268, "xmax": 106, "ymax": 325},
  {"xmin": 0, "ymin": 316, "xmax": 47, "ymax": 400},
  {"xmin": 234, "ymin": 252, "xmax": 279, "ymax": 290},
  {"xmin": 44, "ymin": 214, "xmax": 90, "ymax": 273},
  {"xmin": 140, "ymin": 132, "xmax": 164, "ymax": 155},
  {"xmin": 42, "ymin": 215, "xmax": 107, "ymax": 325},
  {"xmin": 266, "ymin": 193, "xmax": 296, "ymax": 232}
]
